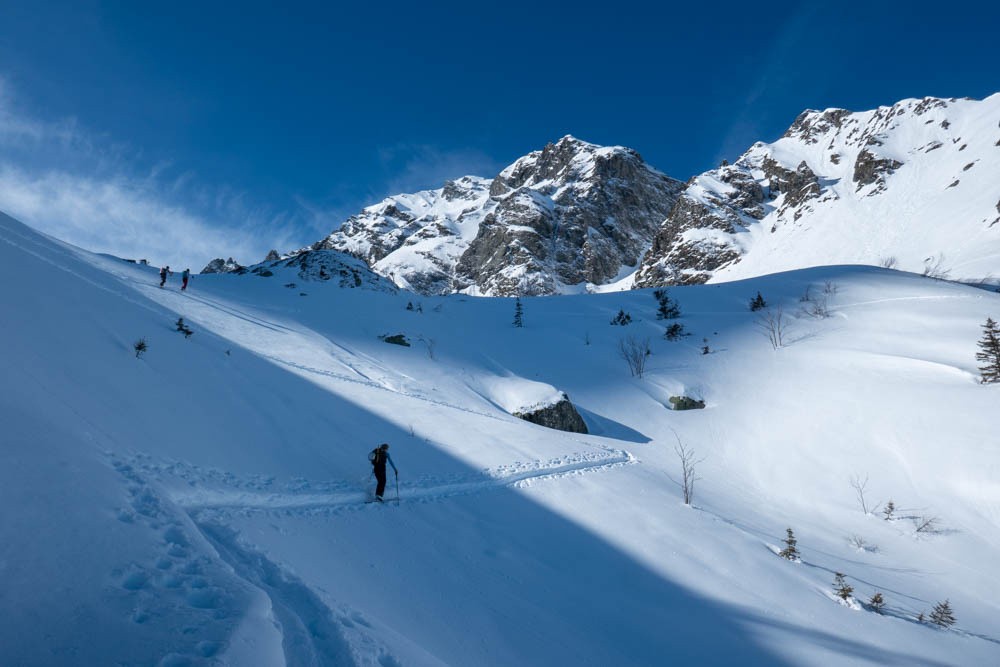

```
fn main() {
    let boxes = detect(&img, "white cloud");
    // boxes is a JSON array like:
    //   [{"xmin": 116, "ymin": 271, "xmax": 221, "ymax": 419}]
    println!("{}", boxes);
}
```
[{"xmin": 0, "ymin": 78, "xmax": 308, "ymax": 269}]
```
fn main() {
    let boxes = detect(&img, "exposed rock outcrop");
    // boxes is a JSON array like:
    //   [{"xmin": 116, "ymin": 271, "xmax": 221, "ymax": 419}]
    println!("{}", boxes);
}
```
[
  {"xmin": 201, "ymin": 257, "xmax": 244, "ymax": 274},
  {"xmin": 316, "ymin": 136, "xmax": 683, "ymax": 296},
  {"xmin": 513, "ymin": 394, "xmax": 588, "ymax": 434}
]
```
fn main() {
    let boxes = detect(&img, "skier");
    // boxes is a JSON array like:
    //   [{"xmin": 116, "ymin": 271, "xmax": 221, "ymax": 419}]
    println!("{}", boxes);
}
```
[
  {"xmin": 369, "ymin": 443, "xmax": 397, "ymax": 502},
  {"xmin": 181, "ymin": 268, "xmax": 191, "ymax": 291},
  {"xmin": 159, "ymin": 265, "xmax": 171, "ymax": 288}
]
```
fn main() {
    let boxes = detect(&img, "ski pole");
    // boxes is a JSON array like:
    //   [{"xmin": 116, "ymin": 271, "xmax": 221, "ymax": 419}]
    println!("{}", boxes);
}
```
[{"xmin": 395, "ymin": 472, "xmax": 400, "ymax": 504}]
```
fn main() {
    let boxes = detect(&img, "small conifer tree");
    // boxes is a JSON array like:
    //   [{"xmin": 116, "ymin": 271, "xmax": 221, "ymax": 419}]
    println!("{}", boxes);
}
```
[
  {"xmin": 513, "ymin": 297, "xmax": 524, "ymax": 328},
  {"xmin": 133, "ymin": 337, "xmax": 148, "ymax": 358},
  {"xmin": 976, "ymin": 317, "xmax": 1000, "ymax": 383},
  {"xmin": 779, "ymin": 528, "xmax": 799, "ymax": 560},
  {"xmin": 883, "ymin": 500, "xmax": 895, "ymax": 521},
  {"xmin": 833, "ymin": 572, "xmax": 854, "ymax": 600},
  {"xmin": 610, "ymin": 309, "xmax": 632, "ymax": 326},
  {"xmin": 175, "ymin": 317, "xmax": 194, "ymax": 338},
  {"xmin": 868, "ymin": 592, "xmax": 886, "ymax": 614},
  {"xmin": 701, "ymin": 338, "xmax": 710, "ymax": 355},
  {"xmin": 929, "ymin": 600, "xmax": 956, "ymax": 627},
  {"xmin": 406, "ymin": 301, "xmax": 414, "ymax": 311},
  {"xmin": 653, "ymin": 289, "xmax": 681, "ymax": 320},
  {"xmin": 664, "ymin": 323, "xmax": 685, "ymax": 341},
  {"xmin": 749, "ymin": 291, "xmax": 767, "ymax": 311}
]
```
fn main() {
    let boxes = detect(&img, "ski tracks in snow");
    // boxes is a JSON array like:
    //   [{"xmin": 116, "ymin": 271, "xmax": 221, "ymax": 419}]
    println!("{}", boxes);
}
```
[
  {"xmin": 110, "ymin": 455, "xmax": 406, "ymax": 667},
  {"xmin": 154, "ymin": 449, "xmax": 636, "ymax": 518},
  {"xmin": 109, "ymin": 449, "xmax": 634, "ymax": 665}
]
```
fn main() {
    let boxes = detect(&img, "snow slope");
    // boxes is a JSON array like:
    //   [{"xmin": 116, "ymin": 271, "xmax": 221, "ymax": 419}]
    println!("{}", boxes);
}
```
[
  {"xmin": 636, "ymin": 94, "xmax": 1000, "ymax": 287},
  {"xmin": 2, "ymin": 210, "xmax": 1000, "ymax": 665}
]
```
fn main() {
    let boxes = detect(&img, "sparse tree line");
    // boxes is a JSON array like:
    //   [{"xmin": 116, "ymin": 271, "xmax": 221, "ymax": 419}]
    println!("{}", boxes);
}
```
[{"xmin": 772, "ymin": 469, "xmax": 958, "ymax": 630}]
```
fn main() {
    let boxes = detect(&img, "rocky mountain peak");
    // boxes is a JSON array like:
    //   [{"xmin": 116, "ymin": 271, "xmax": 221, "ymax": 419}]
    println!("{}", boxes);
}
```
[
  {"xmin": 311, "ymin": 137, "xmax": 683, "ymax": 296},
  {"xmin": 637, "ymin": 92, "xmax": 1000, "ymax": 287}
]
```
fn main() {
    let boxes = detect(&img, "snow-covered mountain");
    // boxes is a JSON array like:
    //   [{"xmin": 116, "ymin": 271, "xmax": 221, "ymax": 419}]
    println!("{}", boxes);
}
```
[
  {"xmin": 636, "ymin": 94, "xmax": 1000, "ymax": 287},
  {"xmin": 4, "ymin": 209, "xmax": 1000, "ymax": 665},
  {"xmin": 315, "ymin": 136, "xmax": 684, "ymax": 296}
]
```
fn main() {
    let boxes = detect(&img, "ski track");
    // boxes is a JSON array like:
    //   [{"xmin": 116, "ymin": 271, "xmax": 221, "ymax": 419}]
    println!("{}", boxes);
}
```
[
  {"xmin": 111, "ymin": 455, "xmax": 402, "ymax": 667},
  {"xmin": 172, "ymin": 451, "xmax": 636, "ymax": 517}
]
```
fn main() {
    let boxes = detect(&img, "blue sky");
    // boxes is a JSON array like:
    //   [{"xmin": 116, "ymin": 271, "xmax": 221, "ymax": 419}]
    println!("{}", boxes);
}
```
[{"xmin": 0, "ymin": 0, "xmax": 997, "ymax": 268}]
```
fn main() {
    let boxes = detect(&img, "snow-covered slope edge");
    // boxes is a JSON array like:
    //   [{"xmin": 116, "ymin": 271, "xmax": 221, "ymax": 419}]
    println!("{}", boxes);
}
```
[
  {"xmin": 636, "ymin": 93, "xmax": 1000, "ymax": 287},
  {"xmin": 3, "ymin": 210, "xmax": 1000, "ymax": 665}
]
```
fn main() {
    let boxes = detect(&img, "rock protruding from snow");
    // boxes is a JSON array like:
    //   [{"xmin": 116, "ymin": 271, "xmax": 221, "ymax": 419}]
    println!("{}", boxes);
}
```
[
  {"xmin": 636, "ymin": 93, "xmax": 1000, "ymax": 286},
  {"xmin": 514, "ymin": 394, "xmax": 588, "ymax": 434},
  {"xmin": 316, "ymin": 136, "xmax": 683, "ymax": 296},
  {"xmin": 201, "ymin": 257, "xmax": 244, "ymax": 274}
]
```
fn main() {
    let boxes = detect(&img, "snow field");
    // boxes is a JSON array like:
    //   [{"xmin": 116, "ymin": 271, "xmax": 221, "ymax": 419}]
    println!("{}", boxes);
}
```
[{"xmin": 2, "ymin": 210, "xmax": 1000, "ymax": 665}]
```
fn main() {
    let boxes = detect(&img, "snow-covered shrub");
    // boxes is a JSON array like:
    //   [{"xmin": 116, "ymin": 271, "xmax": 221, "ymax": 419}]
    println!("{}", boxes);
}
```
[
  {"xmin": 868, "ymin": 592, "xmax": 886, "ymax": 614},
  {"xmin": 513, "ymin": 297, "xmax": 524, "ymax": 328},
  {"xmin": 749, "ymin": 291, "xmax": 767, "ymax": 311},
  {"xmin": 883, "ymin": 500, "xmax": 896, "ymax": 520},
  {"xmin": 133, "ymin": 338, "xmax": 148, "ymax": 358},
  {"xmin": 610, "ymin": 309, "xmax": 632, "ymax": 326}
]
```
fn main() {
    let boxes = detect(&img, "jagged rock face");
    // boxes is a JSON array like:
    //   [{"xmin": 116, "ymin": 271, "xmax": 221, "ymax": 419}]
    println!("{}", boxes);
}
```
[
  {"xmin": 278, "ymin": 250, "xmax": 397, "ymax": 292},
  {"xmin": 852, "ymin": 150, "xmax": 903, "ymax": 193},
  {"xmin": 513, "ymin": 395, "xmax": 588, "ymax": 434},
  {"xmin": 455, "ymin": 136, "xmax": 683, "ymax": 295},
  {"xmin": 637, "ymin": 93, "xmax": 1000, "ymax": 286},
  {"xmin": 317, "ymin": 136, "xmax": 683, "ymax": 296},
  {"xmin": 201, "ymin": 257, "xmax": 243, "ymax": 274},
  {"xmin": 635, "ymin": 164, "xmax": 765, "ymax": 287}
]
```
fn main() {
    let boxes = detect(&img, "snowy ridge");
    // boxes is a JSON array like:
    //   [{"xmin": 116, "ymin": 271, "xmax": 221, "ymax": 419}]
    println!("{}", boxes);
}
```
[{"xmin": 636, "ymin": 93, "xmax": 1000, "ymax": 287}]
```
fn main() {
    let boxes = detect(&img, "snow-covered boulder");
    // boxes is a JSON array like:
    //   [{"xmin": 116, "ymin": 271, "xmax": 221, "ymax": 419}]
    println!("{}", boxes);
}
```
[
  {"xmin": 475, "ymin": 376, "xmax": 588, "ymax": 433},
  {"xmin": 514, "ymin": 395, "xmax": 588, "ymax": 434}
]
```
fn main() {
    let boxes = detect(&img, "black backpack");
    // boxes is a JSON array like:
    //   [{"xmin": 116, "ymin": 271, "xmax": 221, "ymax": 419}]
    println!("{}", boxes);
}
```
[{"xmin": 369, "ymin": 448, "xmax": 381, "ymax": 466}]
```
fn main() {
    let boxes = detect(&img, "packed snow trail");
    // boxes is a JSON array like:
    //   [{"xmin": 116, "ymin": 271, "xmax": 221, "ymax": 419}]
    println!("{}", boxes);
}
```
[{"xmin": 174, "ymin": 450, "xmax": 635, "ymax": 516}]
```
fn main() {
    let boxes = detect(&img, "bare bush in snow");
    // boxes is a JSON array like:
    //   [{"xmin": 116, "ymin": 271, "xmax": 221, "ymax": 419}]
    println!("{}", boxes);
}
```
[
  {"xmin": 755, "ymin": 307, "xmax": 787, "ymax": 349},
  {"xmin": 618, "ymin": 336, "xmax": 650, "ymax": 378}
]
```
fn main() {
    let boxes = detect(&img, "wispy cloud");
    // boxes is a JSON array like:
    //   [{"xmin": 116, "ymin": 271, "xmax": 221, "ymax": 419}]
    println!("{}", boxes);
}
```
[
  {"xmin": 0, "ymin": 78, "xmax": 509, "ymax": 270},
  {"xmin": 375, "ymin": 143, "xmax": 503, "ymax": 197},
  {"xmin": 0, "ymin": 78, "xmax": 310, "ymax": 269},
  {"xmin": 711, "ymin": 4, "xmax": 830, "ymax": 165}
]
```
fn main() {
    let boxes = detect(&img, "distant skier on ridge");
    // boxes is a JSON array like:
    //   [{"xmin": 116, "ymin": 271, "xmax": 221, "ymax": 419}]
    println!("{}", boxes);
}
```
[
  {"xmin": 369, "ymin": 443, "xmax": 398, "ymax": 502},
  {"xmin": 181, "ymin": 268, "xmax": 191, "ymax": 291},
  {"xmin": 159, "ymin": 265, "xmax": 171, "ymax": 288}
]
